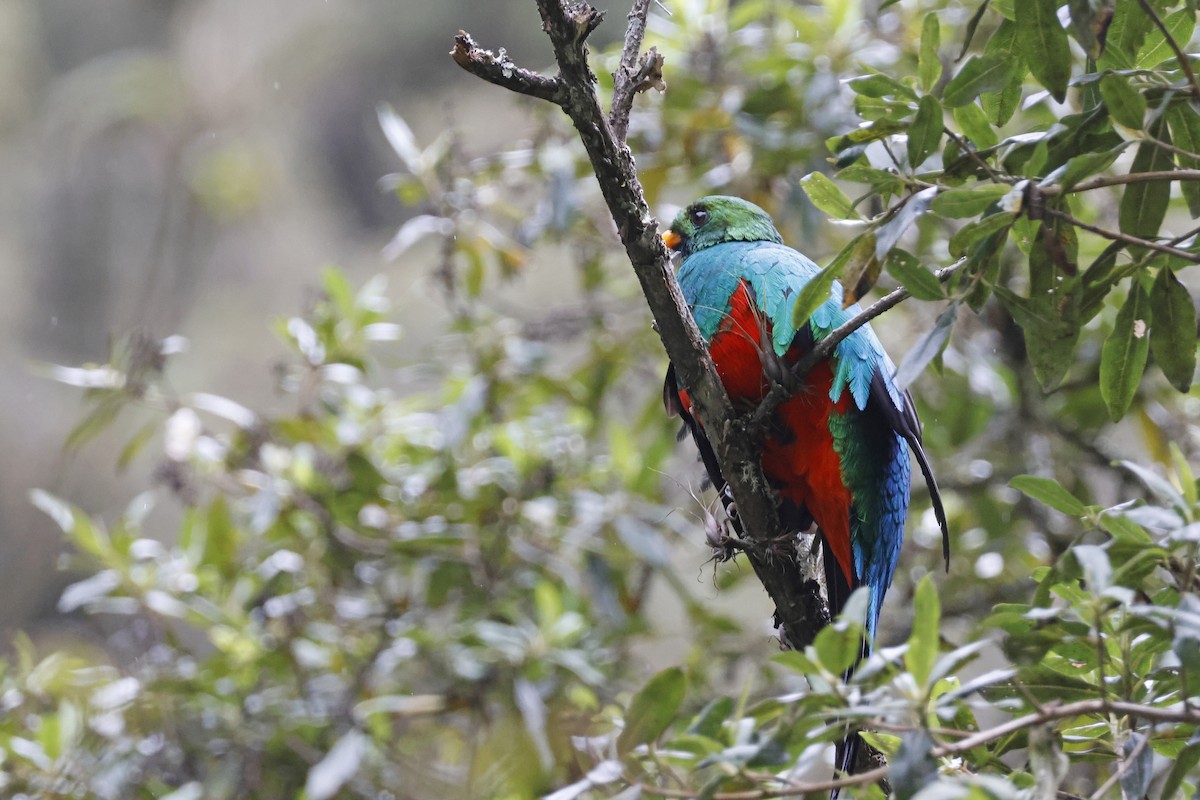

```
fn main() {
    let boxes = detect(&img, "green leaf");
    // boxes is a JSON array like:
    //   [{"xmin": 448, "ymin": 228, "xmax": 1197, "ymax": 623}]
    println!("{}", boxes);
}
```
[
  {"xmin": 1031, "ymin": 217, "xmax": 1079, "ymax": 281},
  {"xmin": 1015, "ymin": 0, "xmax": 1071, "ymax": 102},
  {"xmin": 943, "ymin": 53, "xmax": 1020, "ymax": 107},
  {"xmin": 1097, "ymin": 0, "xmax": 1154, "ymax": 70},
  {"xmin": 994, "ymin": 284, "xmax": 1081, "ymax": 390},
  {"xmin": 1053, "ymin": 145, "xmax": 1128, "ymax": 192},
  {"xmin": 894, "ymin": 302, "xmax": 958, "ymax": 388},
  {"xmin": 30, "ymin": 489, "xmax": 78, "ymax": 535},
  {"xmin": 1067, "ymin": 0, "xmax": 1115, "ymax": 58},
  {"xmin": 980, "ymin": 19, "xmax": 1024, "ymax": 126},
  {"xmin": 618, "ymin": 667, "xmax": 687, "ymax": 753},
  {"xmin": 203, "ymin": 495, "xmax": 238, "ymax": 577},
  {"xmin": 33, "ymin": 491, "xmax": 110, "ymax": 560},
  {"xmin": 800, "ymin": 172, "xmax": 859, "ymax": 220},
  {"xmin": 1080, "ymin": 241, "xmax": 1124, "ymax": 322},
  {"xmin": 1100, "ymin": 281, "xmax": 1153, "ymax": 422},
  {"xmin": 906, "ymin": 576, "xmax": 940, "ymax": 686},
  {"xmin": 322, "ymin": 268, "xmax": 356, "ymax": 317},
  {"xmin": 842, "ymin": 232, "xmax": 883, "ymax": 307},
  {"xmin": 1009, "ymin": 475, "xmax": 1087, "ymax": 516},
  {"xmin": 1028, "ymin": 726, "xmax": 1069, "ymax": 800},
  {"xmin": 1119, "ymin": 119, "xmax": 1173, "ymax": 240},
  {"xmin": 876, "ymin": 187, "xmax": 938, "ymax": 259},
  {"xmin": 813, "ymin": 620, "xmax": 862, "ymax": 675},
  {"xmin": 887, "ymin": 250, "xmax": 946, "ymax": 301},
  {"xmin": 1074, "ymin": 545, "xmax": 1113, "ymax": 593},
  {"xmin": 1167, "ymin": 104, "xmax": 1200, "ymax": 217},
  {"xmin": 981, "ymin": 78, "xmax": 1023, "ymax": 126},
  {"xmin": 919, "ymin": 14, "xmax": 942, "ymax": 92},
  {"xmin": 1149, "ymin": 267, "xmax": 1197, "ymax": 392},
  {"xmin": 953, "ymin": 102, "xmax": 999, "ymax": 149},
  {"xmin": 307, "ymin": 730, "xmax": 367, "ymax": 800},
  {"xmin": 1118, "ymin": 459, "xmax": 1188, "ymax": 511},
  {"xmin": 932, "ymin": 184, "xmax": 1011, "ymax": 218},
  {"xmin": 117, "ymin": 421, "xmax": 158, "ymax": 473},
  {"xmin": 1098, "ymin": 73, "xmax": 1146, "ymax": 130},
  {"xmin": 793, "ymin": 239, "xmax": 860, "ymax": 328},
  {"xmin": 1137, "ymin": 9, "xmax": 1195, "ymax": 68},
  {"xmin": 838, "ymin": 163, "xmax": 908, "ymax": 196},
  {"xmin": 848, "ymin": 73, "xmax": 917, "ymax": 99},
  {"xmin": 64, "ymin": 395, "xmax": 125, "ymax": 453},
  {"xmin": 949, "ymin": 211, "xmax": 1016, "ymax": 258},
  {"xmin": 1172, "ymin": 441, "xmax": 1198, "ymax": 507},
  {"xmin": 686, "ymin": 697, "xmax": 734, "ymax": 739},
  {"xmin": 859, "ymin": 731, "xmax": 902, "ymax": 759},
  {"xmin": 772, "ymin": 650, "xmax": 818, "ymax": 675},
  {"xmin": 830, "ymin": 118, "xmax": 909, "ymax": 151},
  {"xmin": 1160, "ymin": 736, "xmax": 1200, "ymax": 800},
  {"xmin": 892, "ymin": 730, "xmax": 938, "ymax": 800},
  {"xmin": 462, "ymin": 240, "xmax": 486, "ymax": 298},
  {"xmin": 907, "ymin": 94, "xmax": 943, "ymax": 167},
  {"xmin": 958, "ymin": 0, "xmax": 993, "ymax": 58}
]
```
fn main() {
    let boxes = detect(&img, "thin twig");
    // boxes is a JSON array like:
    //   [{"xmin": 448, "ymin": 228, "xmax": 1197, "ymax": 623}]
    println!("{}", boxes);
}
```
[
  {"xmin": 1048, "ymin": 169, "xmax": 1200, "ymax": 194},
  {"xmin": 1167, "ymin": 220, "xmax": 1200, "ymax": 247},
  {"xmin": 450, "ymin": 31, "xmax": 564, "ymax": 103},
  {"xmin": 1087, "ymin": 728, "xmax": 1150, "ymax": 800},
  {"xmin": 1041, "ymin": 207, "xmax": 1200, "ymax": 264},
  {"xmin": 748, "ymin": 259, "xmax": 967, "ymax": 435},
  {"xmin": 1145, "ymin": 134, "xmax": 1200, "ymax": 164},
  {"xmin": 943, "ymin": 127, "xmax": 1009, "ymax": 184},
  {"xmin": 1135, "ymin": 0, "xmax": 1200, "ymax": 100},
  {"xmin": 634, "ymin": 699, "xmax": 1200, "ymax": 799},
  {"xmin": 610, "ymin": 0, "xmax": 665, "ymax": 142},
  {"xmin": 936, "ymin": 699, "xmax": 1200, "ymax": 754},
  {"xmin": 636, "ymin": 765, "xmax": 890, "ymax": 799}
]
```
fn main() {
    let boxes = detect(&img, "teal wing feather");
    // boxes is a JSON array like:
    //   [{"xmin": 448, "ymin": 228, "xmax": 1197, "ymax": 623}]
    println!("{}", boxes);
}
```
[
  {"xmin": 677, "ymin": 240, "xmax": 945, "ymax": 639},
  {"xmin": 678, "ymin": 241, "xmax": 901, "ymax": 411}
]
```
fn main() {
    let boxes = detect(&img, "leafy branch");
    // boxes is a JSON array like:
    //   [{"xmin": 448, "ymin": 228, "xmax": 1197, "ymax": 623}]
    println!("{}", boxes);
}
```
[
  {"xmin": 1040, "ymin": 206, "xmax": 1200, "ymax": 264},
  {"xmin": 634, "ymin": 697, "xmax": 1200, "ymax": 799},
  {"xmin": 1135, "ymin": 0, "xmax": 1200, "ymax": 100}
]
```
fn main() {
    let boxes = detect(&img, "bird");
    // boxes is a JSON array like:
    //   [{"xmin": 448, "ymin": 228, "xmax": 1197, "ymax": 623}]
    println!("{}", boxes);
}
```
[{"xmin": 660, "ymin": 195, "xmax": 949, "ymax": 787}]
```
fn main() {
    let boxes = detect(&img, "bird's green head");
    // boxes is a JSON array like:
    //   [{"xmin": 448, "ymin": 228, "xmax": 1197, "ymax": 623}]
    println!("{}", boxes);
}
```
[{"xmin": 662, "ymin": 195, "xmax": 783, "ymax": 258}]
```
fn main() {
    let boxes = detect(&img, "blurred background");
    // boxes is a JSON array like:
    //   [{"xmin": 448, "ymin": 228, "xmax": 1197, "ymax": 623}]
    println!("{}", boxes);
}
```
[{"xmin": 2, "ymin": 0, "xmax": 568, "ymax": 636}]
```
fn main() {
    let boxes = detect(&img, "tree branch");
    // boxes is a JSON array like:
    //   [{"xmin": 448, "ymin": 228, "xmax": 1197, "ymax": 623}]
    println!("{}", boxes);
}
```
[
  {"xmin": 1041, "ymin": 206, "xmax": 1200, "ymax": 264},
  {"xmin": 934, "ymin": 699, "xmax": 1200, "ymax": 754},
  {"xmin": 1044, "ymin": 169, "xmax": 1200, "ymax": 194},
  {"xmin": 450, "ymin": 31, "xmax": 565, "ymax": 104},
  {"xmin": 636, "ymin": 698, "xmax": 1200, "ymax": 799},
  {"xmin": 636, "ymin": 764, "xmax": 891, "ymax": 799},
  {"xmin": 452, "ymin": 1, "xmax": 830, "ymax": 648},
  {"xmin": 610, "ymin": 0, "xmax": 665, "ymax": 142}
]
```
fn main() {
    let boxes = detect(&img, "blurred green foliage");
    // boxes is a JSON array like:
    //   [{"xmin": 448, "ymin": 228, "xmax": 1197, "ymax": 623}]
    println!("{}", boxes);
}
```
[{"xmin": 10, "ymin": 0, "xmax": 1200, "ymax": 797}]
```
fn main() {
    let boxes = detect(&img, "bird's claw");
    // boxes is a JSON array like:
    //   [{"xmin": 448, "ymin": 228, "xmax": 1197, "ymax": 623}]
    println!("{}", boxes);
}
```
[{"xmin": 704, "ymin": 511, "xmax": 745, "ymax": 562}]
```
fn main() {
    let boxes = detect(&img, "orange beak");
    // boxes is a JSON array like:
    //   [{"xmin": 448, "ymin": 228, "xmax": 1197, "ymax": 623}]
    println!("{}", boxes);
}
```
[{"xmin": 662, "ymin": 229, "xmax": 681, "ymax": 251}]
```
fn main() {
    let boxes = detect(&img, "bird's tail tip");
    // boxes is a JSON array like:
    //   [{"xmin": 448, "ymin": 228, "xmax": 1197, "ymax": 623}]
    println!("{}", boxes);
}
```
[{"xmin": 831, "ymin": 731, "xmax": 860, "ymax": 800}]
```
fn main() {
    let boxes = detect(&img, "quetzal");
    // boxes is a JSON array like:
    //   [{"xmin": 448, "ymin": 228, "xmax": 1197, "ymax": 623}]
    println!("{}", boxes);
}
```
[{"xmin": 661, "ymin": 195, "xmax": 949, "ymax": 782}]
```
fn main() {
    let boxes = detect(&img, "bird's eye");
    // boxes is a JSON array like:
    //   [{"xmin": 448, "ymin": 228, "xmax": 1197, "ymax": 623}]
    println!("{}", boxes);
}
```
[{"xmin": 689, "ymin": 208, "xmax": 709, "ymax": 227}]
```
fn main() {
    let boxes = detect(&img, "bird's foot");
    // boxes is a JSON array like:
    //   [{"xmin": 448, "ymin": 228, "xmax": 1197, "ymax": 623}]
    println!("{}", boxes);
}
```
[
  {"xmin": 760, "ymin": 532, "xmax": 800, "ymax": 566},
  {"xmin": 721, "ymin": 484, "xmax": 738, "ymax": 520},
  {"xmin": 704, "ymin": 510, "xmax": 746, "ymax": 563}
]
